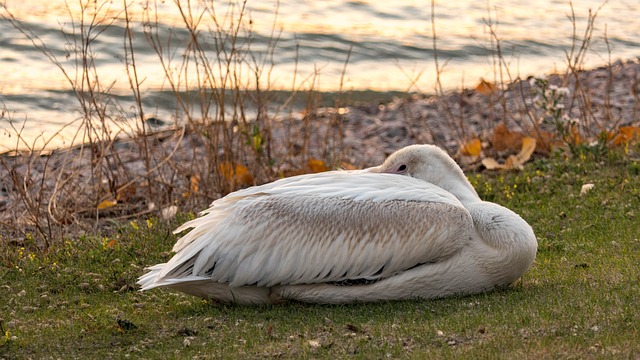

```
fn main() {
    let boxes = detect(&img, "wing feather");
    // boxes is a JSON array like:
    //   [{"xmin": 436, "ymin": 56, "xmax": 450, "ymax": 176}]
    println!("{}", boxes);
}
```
[{"xmin": 151, "ymin": 172, "xmax": 473, "ymax": 288}]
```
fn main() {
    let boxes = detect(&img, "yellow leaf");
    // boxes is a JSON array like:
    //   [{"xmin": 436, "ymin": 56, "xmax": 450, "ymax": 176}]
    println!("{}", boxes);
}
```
[
  {"xmin": 190, "ymin": 175, "xmax": 199, "ymax": 193},
  {"xmin": 566, "ymin": 125, "xmax": 582, "ymax": 145},
  {"xmin": 482, "ymin": 137, "xmax": 536, "ymax": 171},
  {"xmin": 461, "ymin": 139, "xmax": 482, "ymax": 157},
  {"xmin": 491, "ymin": 124, "xmax": 524, "ymax": 152},
  {"xmin": 504, "ymin": 155, "xmax": 523, "ymax": 170},
  {"xmin": 474, "ymin": 78, "xmax": 496, "ymax": 96},
  {"xmin": 516, "ymin": 136, "xmax": 536, "ymax": 164},
  {"xmin": 613, "ymin": 126, "xmax": 640, "ymax": 146},
  {"xmin": 97, "ymin": 199, "xmax": 117, "ymax": 209},
  {"xmin": 218, "ymin": 161, "xmax": 254, "ymax": 187},
  {"xmin": 307, "ymin": 158, "xmax": 328, "ymax": 173},
  {"xmin": 183, "ymin": 174, "xmax": 200, "ymax": 198},
  {"xmin": 339, "ymin": 161, "xmax": 358, "ymax": 170},
  {"xmin": 481, "ymin": 157, "xmax": 503, "ymax": 170}
]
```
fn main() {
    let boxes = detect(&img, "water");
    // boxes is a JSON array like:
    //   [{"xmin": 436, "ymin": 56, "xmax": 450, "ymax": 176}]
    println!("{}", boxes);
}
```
[{"xmin": 1, "ymin": 0, "xmax": 639, "ymax": 152}]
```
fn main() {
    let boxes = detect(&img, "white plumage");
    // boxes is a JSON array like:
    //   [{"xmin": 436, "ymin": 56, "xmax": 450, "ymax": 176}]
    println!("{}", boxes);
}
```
[{"xmin": 138, "ymin": 144, "xmax": 537, "ymax": 304}]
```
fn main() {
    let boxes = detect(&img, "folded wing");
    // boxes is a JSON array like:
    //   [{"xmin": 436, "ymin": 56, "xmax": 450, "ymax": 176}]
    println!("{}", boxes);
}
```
[{"xmin": 142, "ymin": 172, "xmax": 474, "ymax": 289}]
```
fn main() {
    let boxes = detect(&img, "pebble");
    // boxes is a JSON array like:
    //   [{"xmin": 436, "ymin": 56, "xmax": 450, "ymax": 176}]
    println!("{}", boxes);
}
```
[{"xmin": 1, "ymin": 59, "xmax": 639, "ymax": 237}]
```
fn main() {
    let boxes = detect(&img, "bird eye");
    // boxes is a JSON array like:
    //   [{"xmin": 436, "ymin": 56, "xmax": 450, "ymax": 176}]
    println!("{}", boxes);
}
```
[{"xmin": 397, "ymin": 164, "xmax": 407, "ymax": 172}]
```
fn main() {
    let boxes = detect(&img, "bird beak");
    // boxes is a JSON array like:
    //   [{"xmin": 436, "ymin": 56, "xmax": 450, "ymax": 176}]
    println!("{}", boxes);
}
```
[{"xmin": 364, "ymin": 166, "xmax": 381, "ymax": 173}]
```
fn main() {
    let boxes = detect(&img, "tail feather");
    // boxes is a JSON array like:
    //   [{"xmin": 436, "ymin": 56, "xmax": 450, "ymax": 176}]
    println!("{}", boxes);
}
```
[{"xmin": 137, "ymin": 263, "xmax": 210, "ymax": 291}]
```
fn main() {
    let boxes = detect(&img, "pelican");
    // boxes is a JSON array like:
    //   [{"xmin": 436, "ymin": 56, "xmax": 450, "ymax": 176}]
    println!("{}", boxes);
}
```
[{"xmin": 138, "ymin": 144, "xmax": 537, "ymax": 304}]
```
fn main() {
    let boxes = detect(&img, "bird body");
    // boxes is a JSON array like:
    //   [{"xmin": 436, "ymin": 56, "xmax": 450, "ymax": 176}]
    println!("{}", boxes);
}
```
[{"xmin": 138, "ymin": 145, "xmax": 537, "ymax": 304}]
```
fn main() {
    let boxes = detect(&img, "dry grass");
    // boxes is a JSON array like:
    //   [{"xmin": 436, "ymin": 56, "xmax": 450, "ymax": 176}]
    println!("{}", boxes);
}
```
[
  {"xmin": 0, "ymin": 0, "xmax": 354, "ymax": 245},
  {"xmin": 1, "ymin": 154, "xmax": 639, "ymax": 358},
  {"xmin": 1, "ymin": 1, "xmax": 640, "ymax": 358},
  {"xmin": 0, "ymin": 0, "xmax": 638, "ymax": 247}
]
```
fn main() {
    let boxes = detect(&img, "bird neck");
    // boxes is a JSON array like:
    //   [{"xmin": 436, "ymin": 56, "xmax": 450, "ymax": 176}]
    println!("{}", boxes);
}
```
[
  {"xmin": 432, "ymin": 161, "xmax": 481, "ymax": 206},
  {"xmin": 441, "ymin": 177, "xmax": 481, "ymax": 206}
]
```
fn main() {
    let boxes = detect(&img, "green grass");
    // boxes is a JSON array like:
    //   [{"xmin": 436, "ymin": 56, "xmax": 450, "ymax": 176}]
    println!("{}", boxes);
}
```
[{"xmin": 2, "ymin": 153, "xmax": 640, "ymax": 359}]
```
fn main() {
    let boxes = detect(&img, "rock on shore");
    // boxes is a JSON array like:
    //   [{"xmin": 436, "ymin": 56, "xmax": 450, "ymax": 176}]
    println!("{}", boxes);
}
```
[{"xmin": 1, "ymin": 58, "xmax": 639, "ymax": 240}]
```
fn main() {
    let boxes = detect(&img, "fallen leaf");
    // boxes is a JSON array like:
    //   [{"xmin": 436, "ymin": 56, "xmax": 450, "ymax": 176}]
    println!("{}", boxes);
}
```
[
  {"xmin": 339, "ymin": 161, "xmax": 358, "ymax": 170},
  {"xmin": 218, "ymin": 161, "xmax": 254, "ymax": 187},
  {"xmin": 612, "ymin": 126, "xmax": 640, "ymax": 146},
  {"xmin": 183, "ymin": 175, "xmax": 200, "ymax": 198},
  {"xmin": 97, "ymin": 199, "xmax": 117, "ymax": 209},
  {"xmin": 282, "ymin": 158, "xmax": 332, "ymax": 177},
  {"xmin": 504, "ymin": 154, "xmax": 523, "ymax": 170},
  {"xmin": 482, "ymin": 137, "xmax": 536, "ymax": 170},
  {"xmin": 491, "ymin": 124, "xmax": 524, "ymax": 152},
  {"xmin": 460, "ymin": 138, "xmax": 482, "ymax": 157},
  {"xmin": 281, "ymin": 168, "xmax": 305, "ymax": 177},
  {"xmin": 532, "ymin": 130, "xmax": 557, "ymax": 154},
  {"xmin": 177, "ymin": 327, "xmax": 198, "ymax": 337},
  {"xmin": 566, "ymin": 124, "xmax": 582, "ymax": 145},
  {"xmin": 308, "ymin": 340, "xmax": 321, "ymax": 348},
  {"xmin": 307, "ymin": 158, "xmax": 328, "ymax": 173},
  {"xmin": 345, "ymin": 323, "xmax": 361, "ymax": 333},
  {"xmin": 481, "ymin": 157, "xmax": 502, "ymax": 170},
  {"xmin": 190, "ymin": 175, "xmax": 199, "ymax": 193},
  {"xmin": 116, "ymin": 319, "xmax": 137, "ymax": 332},
  {"xmin": 457, "ymin": 138, "xmax": 483, "ymax": 165},
  {"xmin": 474, "ymin": 78, "xmax": 496, "ymax": 95},
  {"xmin": 105, "ymin": 239, "xmax": 117, "ymax": 248},
  {"xmin": 160, "ymin": 205, "xmax": 178, "ymax": 221},
  {"xmin": 581, "ymin": 183, "xmax": 594, "ymax": 195},
  {"xmin": 116, "ymin": 183, "xmax": 137, "ymax": 202},
  {"xmin": 516, "ymin": 136, "xmax": 536, "ymax": 164}
]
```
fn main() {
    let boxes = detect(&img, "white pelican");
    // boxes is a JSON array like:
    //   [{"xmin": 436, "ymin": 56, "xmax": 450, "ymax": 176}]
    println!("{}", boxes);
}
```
[{"xmin": 138, "ymin": 144, "xmax": 537, "ymax": 304}]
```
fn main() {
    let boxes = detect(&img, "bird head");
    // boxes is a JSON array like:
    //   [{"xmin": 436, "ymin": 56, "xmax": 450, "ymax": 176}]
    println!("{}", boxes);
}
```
[{"xmin": 371, "ymin": 144, "xmax": 479, "ymax": 203}]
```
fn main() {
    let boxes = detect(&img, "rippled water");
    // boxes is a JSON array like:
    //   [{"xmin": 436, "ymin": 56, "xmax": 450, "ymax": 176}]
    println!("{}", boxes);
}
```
[{"xmin": 1, "ymin": 0, "xmax": 639, "ymax": 151}]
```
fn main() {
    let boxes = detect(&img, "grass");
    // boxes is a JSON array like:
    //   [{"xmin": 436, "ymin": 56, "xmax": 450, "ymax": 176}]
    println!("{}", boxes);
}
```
[
  {"xmin": 2, "ymin": 1, "xmax": 640, "ymax": 358},
  {"xmin": 2, "ymin": 152, "xmax": 639, "ymax": 359},
  {"xmin": 2, "ymin": 0, "xmax": 636, "ymax": 246}
]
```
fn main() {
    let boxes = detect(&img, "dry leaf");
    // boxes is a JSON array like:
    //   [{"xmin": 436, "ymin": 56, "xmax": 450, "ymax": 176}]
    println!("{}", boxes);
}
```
[
  {"xmin": 281, "ymin": 168, "xmax": 305, "ymax": 177},
  {"xmin": 308, "ymin": 340, "xmax": 321, "ymax": 348},
  {"xmin": 474, "ymin": 78, "xmax": 496, "ymax": 95},
  {"xmin": 516, "ymin": 137, "xmax": 536, "ymax": 164},
  {"xmin": 532, "ymin": 130, "xmax": 557, "ymax": 154},
  {"xmin": 504, "ymin": 155, "xmax": 522, "ymax": 170},
  {"xmin": 116, "ymin": 183, "xmax": 137, "ymax": 202},
  {"xmin": 190, "ymin": 175, "xmax": 199, "ymax": 193},
  {"xmin": 481, "ymin": 157, "xmax": 502, "ymax": 170},
  {"xmin": 339, "ymin": 161, "xmax": 358, "ymax": 170},
  {"xmin": 581, "ymin": 183, "xmax": 595, "ymax": 195},
  {"xmin": 482, "ymin": 137, "xmax": 536, "ymax": 170},
  {"xmin": 218, "ymin": 161, "xmax": 254, "ymax": 187},
  {"xmin": 160, "ymin": 205, "xmax": 178, "ymax": 221},
  {"xmin": 183, "ymin": 175, "xmax": 200, "ymax": 198},
  {"xmin": 283, "ymin": 158, "xmax": 331, "ymax": 177},
  {"xmin": 461, "ymin": 138, "xmax": 482, "ymax": 157},
  {"xmin": 105, "ymin": 239, "xmax": 118, "ymax": 248},
  {"xmin": 457, "ymin": 138, "xmax": 483, "ymax": 165},
  {"xmin": 97, "ymin": 199, "xmax": 117, "ymax": 209},
  {"xmin": 566, "ymin": 125, "xmax": 582, "ymax": 145},
  {"xmin": 307, "ymin": 158, "xmax": 328, "ymax": 173},
  {"xmin": 612, "ymin": 126, "xmax": 640, "ymax": 146},
  {"xmin": 491, "ymin": 124, "xmax": 524, "ymax": 152}
]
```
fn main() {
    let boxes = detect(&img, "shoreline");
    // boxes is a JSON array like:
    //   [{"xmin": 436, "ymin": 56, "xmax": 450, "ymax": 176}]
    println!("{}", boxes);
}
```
[{"xmin": 1, "ymin": 58, "xmax": 639, "ymax": 241}]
